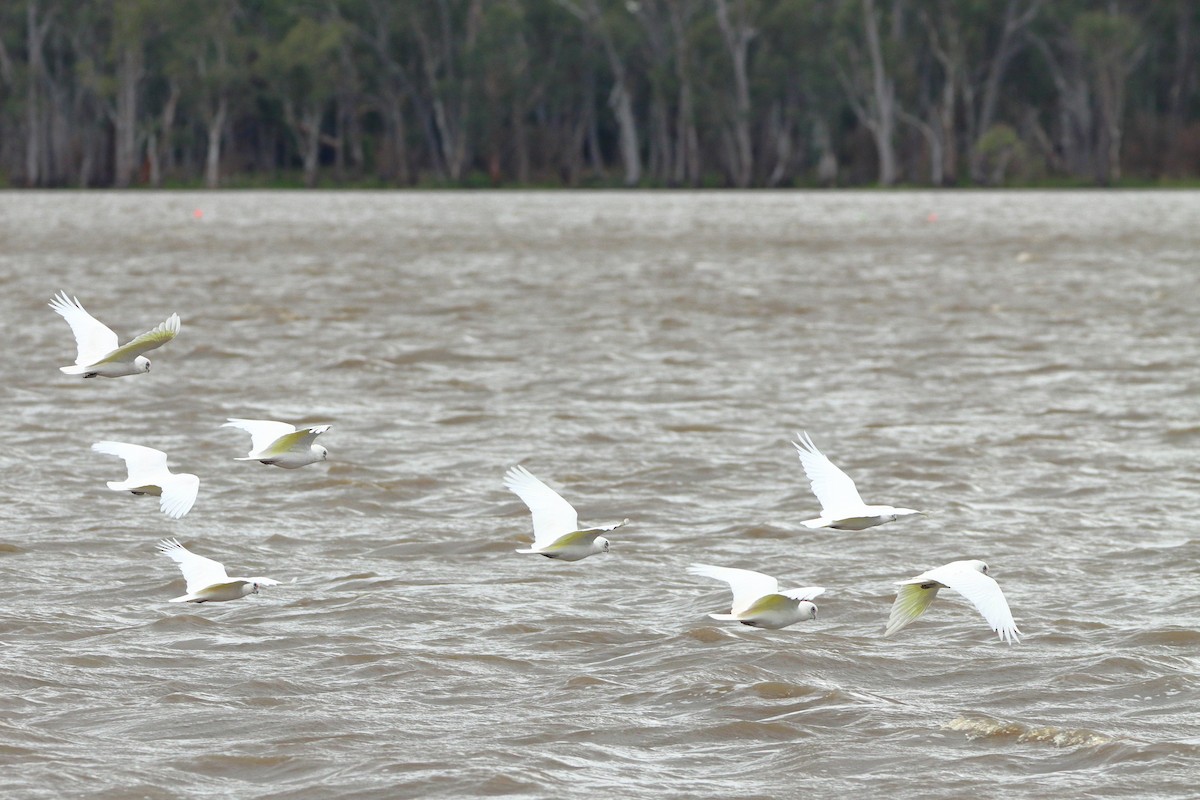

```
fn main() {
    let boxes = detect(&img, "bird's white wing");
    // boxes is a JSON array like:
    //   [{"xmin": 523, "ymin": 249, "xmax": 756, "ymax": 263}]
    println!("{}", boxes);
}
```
[
  {"xmin": 157, "ymin": 538, "xmax": 228, "ymax": 593},
  {"xmin": 159, "ymin": 473, "xmax": 200, "ymax": 519},
  {"xmin": 688, "ymin": 563, "xmax": 779, "ymax": 615},
  {"xmin": 928, "ymin": 563, "xmax": 1022, "ymax": 644},
  {"xmin": 779, "ymin": 586, "xmax": 826, "ymax": 602},
  {"xmin": 885, "ymin": 581, "xmax": 941, "ymax": 638},
  {"xmin": 260, "ymin": 424, "xmax": 331, "ymax": 457},
  {"xmin": 92, "ymin": 441, "xmax": 170, "ymax": 481},
  {"xmin": 98, "ymin": 313, "xmax": 180, "ymax": 363},
  {"xmin": 793, "ymin": 431, "xmax": 867, "ymax": 516},
  {"xmin": 49, "ymin": 291, "xmax": 119, "ymax": 365},
  {"xmin": 503, "ymin": 465, "xmax": 579, "ymax": 547},
  {"xmin": 223, "ymin": 419, "xmax": 297, "ymax": 455}
]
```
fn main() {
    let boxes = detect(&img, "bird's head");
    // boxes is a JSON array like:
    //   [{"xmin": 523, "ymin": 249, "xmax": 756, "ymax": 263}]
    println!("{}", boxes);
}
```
[
  {"xmin": 136, "ymin": 356, "xmax": 151, "ymax": 373},
  {"xmin": 967, "ymin": 560, "xmax": 990, "ymax": 575},
  {"xmin": 798, "ymin": 600, "xmax": 818, "ymax": 621},
  {"xmin": 594, "ymin": 536, "xmax": 611, "ymax": 554},
  {"xmin": 316, "ymin": 446, "xmax": 329, "ymax": 461}
]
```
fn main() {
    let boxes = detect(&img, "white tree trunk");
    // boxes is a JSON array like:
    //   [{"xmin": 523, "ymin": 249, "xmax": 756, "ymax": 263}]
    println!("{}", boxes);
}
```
[{"xmin": 205, "ymin": 96, "xmax": 227, "ymax": 189}]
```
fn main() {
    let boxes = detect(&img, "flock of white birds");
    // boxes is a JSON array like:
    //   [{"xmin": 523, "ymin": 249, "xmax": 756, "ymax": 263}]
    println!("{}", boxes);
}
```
[{"xmin": 49, "ymin": 291, "xmax": 1021, "ymax": 644}]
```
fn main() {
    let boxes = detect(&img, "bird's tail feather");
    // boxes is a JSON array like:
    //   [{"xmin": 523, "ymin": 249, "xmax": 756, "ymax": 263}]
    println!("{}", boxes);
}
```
[{"xmin": 60, "ymin": 364, "xmax": 89, "ymax": 375}]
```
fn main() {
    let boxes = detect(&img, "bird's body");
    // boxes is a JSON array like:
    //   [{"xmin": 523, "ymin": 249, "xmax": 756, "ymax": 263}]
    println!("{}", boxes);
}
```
[
  {"xmin": 49, "ymin": 291, "xmax": 179, "ymax": 378},
  {"xmin": 223, "ymin": 419, "xmax": 331, "ymax": 468},
  {"xmin": 689, "ymin": 563, "xmax": 824, "ymax": 630},
  {"xmin": 792, "ymin": 431, "xmax": 922, "ymax": 530},
  {"xmin": 156, "ymin": 538, "xmax": 279, "ymax": 603},
  {"xmin": 885, "ymin": 559, "xmax": 1021, "ymax": 644},
  {"xmin": 503, "ymin": 465, "xmax": 626, "ymax": 561},
  {"xmin": 91, "ymin": 441, "xmax": 199, "ymax": 519}
]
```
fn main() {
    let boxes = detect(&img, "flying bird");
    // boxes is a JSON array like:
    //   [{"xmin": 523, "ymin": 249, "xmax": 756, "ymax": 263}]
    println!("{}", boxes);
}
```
[
  {"xmin": 793, "ymin": 431, "xmax": 922, "ymax": 530},
  {"xmin": 49, "ymin": 291, "xmax": 180, "ymax": 378},
  {"xmin": 222, "ymin": 419, "xmax": 331, "ymax": 468},
  {"xmin": 91, "ymin": 441, "xmax": 199, "ymax": 519},
  {"xmin": 688, "ymin": 563, "xmax": 825, "ymax": 629},
  {"xmin": 503, "ymin": 465, "xmax": 627, "ymax": 561},
  {"xmin": 885, "ymin": 559, "xmax": 1021, "ymax": 644},
  {"xmin": 156, "ymin": 538, "xmax": 280, "ymax": 603}
]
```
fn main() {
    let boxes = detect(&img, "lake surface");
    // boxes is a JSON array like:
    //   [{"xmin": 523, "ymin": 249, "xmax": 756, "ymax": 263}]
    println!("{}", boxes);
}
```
[{"xmin": 1, "ymin": 190, "xmax": 1198, "ymax": 799}]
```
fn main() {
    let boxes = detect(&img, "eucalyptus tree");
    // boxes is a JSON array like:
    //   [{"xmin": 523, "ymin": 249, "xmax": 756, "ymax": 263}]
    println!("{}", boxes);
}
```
[
  {"xmin": 342, "ymin": 0, "xmax": 421, "ymax": 183},
  {"xmin": 756, "ymin": 0, "xmax": 840, "ymax": 186},
  {"xmin": 1031, "ymin": 1, "xmax": 1145, "ymax": 184},
  {"xmin": 257, "ymin": 1, "xmax": 347, "ymax": 187},
  {"xmin": 832, "ymin": 0, "xmax": 900, "ymax": 185},
  {"xmin": 21, "ymin": 2, "xmax": 58, "ymax": 186},
  {"xmin": 1158, "ymin": 1, "xmax": 1199, "ymax": 174},
  {"xmin": 408, "ymin": 0, "xmax": 484, "ymax": 182},
  {"xmin": 711, "ymin": 0, "xmax": 757, "ymax": 187},
  {"xmin": 557, "ymin": 0, "xmax": 643, "ymax": 185}
]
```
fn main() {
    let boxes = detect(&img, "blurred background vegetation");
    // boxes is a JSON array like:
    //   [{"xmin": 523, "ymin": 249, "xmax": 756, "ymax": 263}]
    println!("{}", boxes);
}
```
[{"xmin": 2, "ymin": 0, "xmax": 1197, "ymax": 189}]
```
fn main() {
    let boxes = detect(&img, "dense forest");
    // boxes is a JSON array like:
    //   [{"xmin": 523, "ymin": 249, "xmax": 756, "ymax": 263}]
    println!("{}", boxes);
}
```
[{"xmin": 2, "ymin": 0, "xmax": 1198, "ymax": 188}]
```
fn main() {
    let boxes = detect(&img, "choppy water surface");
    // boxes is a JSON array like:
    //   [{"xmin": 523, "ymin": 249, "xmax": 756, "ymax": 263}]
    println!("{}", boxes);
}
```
[{"xmin": 1, "ymin": 190, "xmax": 1198, "ymax": 799}]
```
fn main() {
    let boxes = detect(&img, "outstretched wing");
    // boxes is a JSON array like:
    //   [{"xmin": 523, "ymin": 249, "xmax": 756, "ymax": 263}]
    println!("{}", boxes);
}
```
[
  {"xmin": 930, "ymin": 563, "xmax": 1022, "ymax": 644},
  {"xmin": 223, "ymin": 419, "xmax": 298, "ymax": 456},
  {"xmin": 687, "ymin": 563, "xmax": 779, "ymax": 615},
  {"xmin": 48, "ymin": 291, "xmax": 119, "ymax": 365},
  {"xmin": 259, "ymin": 424, "xmax": 331, "ymax": 457},
  {"xmin": 793, "ymin": 431, "xmax": 867, "ymax": 516},
  {"xmin": 92, "ymin": 441, "xmax": 170, "ymax": 481},
  {"xmin": 97, "ymin": 313, "xmax": 180, "ymax": 364},
  {"xmin": 159, "ymin": 473, "xmax": 200, "ymax": 519},
  {"xmin": 885, "ymin": 580, "xmax": 941, "ymax": 638},
  {"xmin": 156, "ymin": 538, "xmax": 228, "ymax": 594},
  {"xmin": 503, "ymin": 465, "xmax": 579, "ymax": 548},
  {"xmin": 779, "ymin": 586, "xmax": 826, "ymax": 602}
]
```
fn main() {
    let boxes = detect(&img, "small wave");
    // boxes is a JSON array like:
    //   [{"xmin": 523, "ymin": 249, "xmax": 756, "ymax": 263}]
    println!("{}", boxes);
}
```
[
  {"xmin": 386, "ymin": 347, "xmax": 507, "ymax": 365},
  {"xmin": 435, "ymin": 413, "xmax": 492, "ymax": 426},
  {"xmin": 945, "ymin": 715, "xmax": 1114, "ymax": 748},
  {"xmin": 1123, "ymin": 628, "xmax": 1200, "ymax": 647}
]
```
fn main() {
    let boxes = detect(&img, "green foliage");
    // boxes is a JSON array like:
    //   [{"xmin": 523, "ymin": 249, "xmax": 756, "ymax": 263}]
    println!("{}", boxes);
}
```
[
  {"xmin": 974, "ymin": 124, "xmax": 1030, "ymax": 185},
  {"xmin": 0, "ymin": 0, "xmax": 1197, "ymax": 187}
]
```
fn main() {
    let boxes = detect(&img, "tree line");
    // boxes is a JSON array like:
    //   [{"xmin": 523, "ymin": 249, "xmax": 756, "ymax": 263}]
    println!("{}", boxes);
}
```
[{"xmin": 2, "ymin": 0, "xmax": 1197, "ymax": 189}]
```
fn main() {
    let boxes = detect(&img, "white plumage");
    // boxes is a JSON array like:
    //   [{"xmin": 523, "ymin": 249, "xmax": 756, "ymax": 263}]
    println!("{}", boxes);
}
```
[
  {"xmin": 156, "ymin": 538, "xmax": 280, "ymax": 603},
  {"xmin": 885, "ymin": 559, "xmax": 1021, "ymax": 644},
  {"xmin": 503, "ymin": 465, "xmax": 626, "ymax": 561},
  {"xmin": 793, "ymin": 431, "xmax": 922, "ymax": 530},
  {"xmin": 688, "ymin": 563, "xmax": 825, "ymax": 629},
  {"xmin": 223, "ymin": 418, "xmax": 331, "ymax": 468},
  {"xmin": 91, "ymin": 441, "xmax": 199, "ymax": 519},
  {"xmin": 49, "ymin": 291, "xmax": 179, "ymax": 378}
]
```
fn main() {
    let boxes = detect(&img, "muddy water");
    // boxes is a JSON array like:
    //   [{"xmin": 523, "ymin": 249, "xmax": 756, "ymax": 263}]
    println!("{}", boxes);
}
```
[{"xmin": 1, "ymin": 190, "xmax": 1198, "ymax": 798}]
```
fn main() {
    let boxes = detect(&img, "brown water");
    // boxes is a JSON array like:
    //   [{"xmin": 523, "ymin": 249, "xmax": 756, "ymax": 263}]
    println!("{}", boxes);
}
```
[{"xmin": 1, "ymin": 190, "xmax": 1198, "ymax": 799}]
